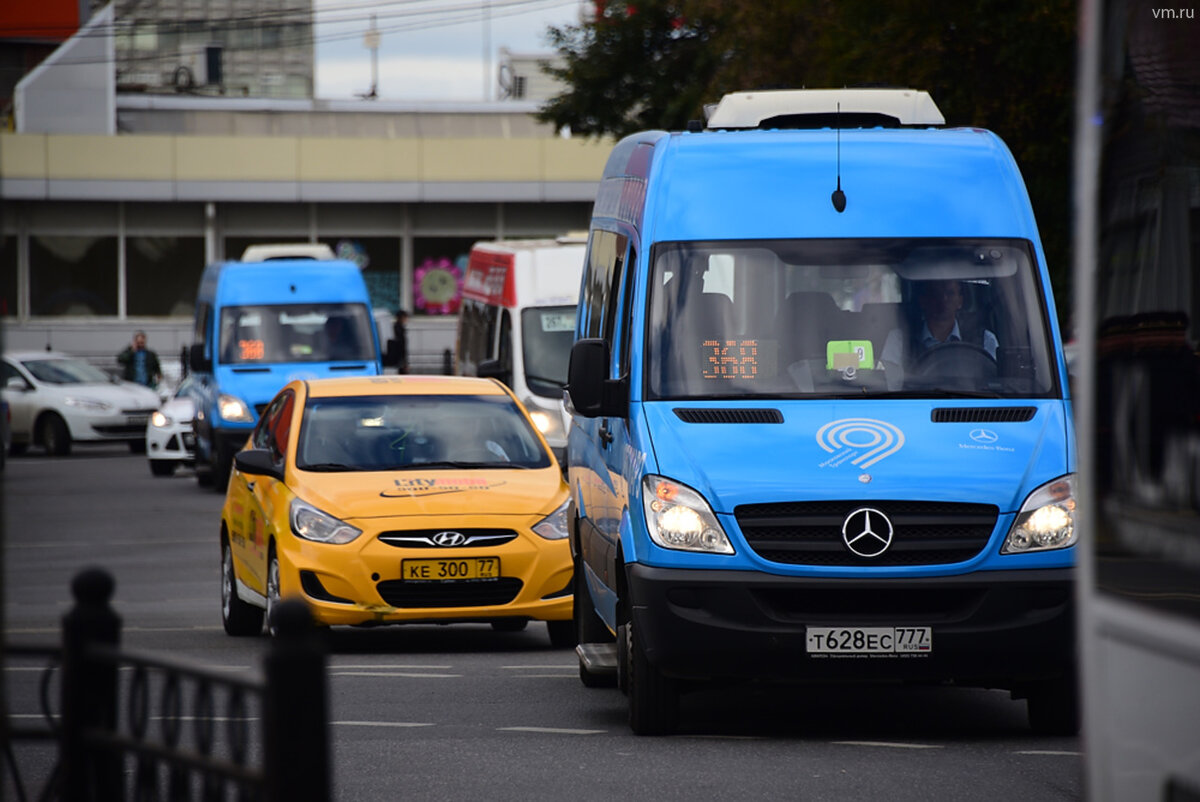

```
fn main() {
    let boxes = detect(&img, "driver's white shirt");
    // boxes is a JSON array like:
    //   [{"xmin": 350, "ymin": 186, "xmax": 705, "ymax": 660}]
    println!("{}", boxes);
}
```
[{"xmin": 880, "ymin": 320, "xmax": 998, "ymax": 366}]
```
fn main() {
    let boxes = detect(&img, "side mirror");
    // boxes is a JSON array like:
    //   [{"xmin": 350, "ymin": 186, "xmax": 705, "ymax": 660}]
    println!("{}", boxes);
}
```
[
  {"xmin": 477, "ymin": 359, "xmax": 512, "ymax": 388},
  {"xmin": 189, "ymin": 343, "xmax": 212, "ymax": 373},
  {"xmin": 233, "ymin": 448, "xmax": 284, "ymax": 481},
  {"xmin": 5, "ymin": 376, "xmax": 30, "ymax": 391},
  {"xmin": 565, "ymin": 338, "xmax": 627, "ymax": 418}
]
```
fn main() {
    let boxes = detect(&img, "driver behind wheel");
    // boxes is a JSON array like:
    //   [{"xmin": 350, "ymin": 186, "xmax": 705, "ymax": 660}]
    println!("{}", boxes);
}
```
[{"xmin": 879, "ymin": 279, "xmax": 998, "ymax": 387}]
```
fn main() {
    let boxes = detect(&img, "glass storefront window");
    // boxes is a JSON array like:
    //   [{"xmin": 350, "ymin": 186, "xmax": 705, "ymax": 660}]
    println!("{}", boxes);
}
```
[
  {"xmin": 29, "ymin": 235, "xmax": 118, "ymax": 317},
  {"xmin": 319, "ymin": 237, "xmax": 401, "ymax": 315},
  {"xmin": 127, "ymin": 236, "xmax": 205, "ymax": 316}
]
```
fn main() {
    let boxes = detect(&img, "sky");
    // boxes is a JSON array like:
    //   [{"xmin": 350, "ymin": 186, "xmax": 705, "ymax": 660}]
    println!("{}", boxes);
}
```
[{"xmin": 313, "ymin": 0, "xmax": 589, "ymax": 102}]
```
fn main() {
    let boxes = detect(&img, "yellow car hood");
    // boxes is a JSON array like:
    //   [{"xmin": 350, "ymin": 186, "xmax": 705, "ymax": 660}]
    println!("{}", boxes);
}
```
[{"xmin": 292, "ymin": 468, "xmax": 567, "ymax": 520}]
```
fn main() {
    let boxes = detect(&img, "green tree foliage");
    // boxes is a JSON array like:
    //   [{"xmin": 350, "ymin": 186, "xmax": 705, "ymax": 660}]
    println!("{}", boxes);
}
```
[{"xmin": 537, "ymin": 0, "xmax": 1076, "ymax": 313}]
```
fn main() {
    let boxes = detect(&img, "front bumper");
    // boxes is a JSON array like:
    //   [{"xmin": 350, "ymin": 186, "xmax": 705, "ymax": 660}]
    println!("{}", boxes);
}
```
[
  {"xmin": 629, "ymin": 564, "xmax": 1075, "ymax": 688},
  {"xmin": 278, "ymin": 527, "xmax": 574, "ymax": 627},
  {"xmin": 146, "ymin": 425, "xmax": 195, "ymax": 462}
]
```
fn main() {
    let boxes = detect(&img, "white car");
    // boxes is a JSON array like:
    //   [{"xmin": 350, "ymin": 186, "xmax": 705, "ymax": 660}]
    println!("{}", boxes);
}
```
[
  {"xmin": 147, "ymin": 377, "xmax": 196, "ymax": 476},
  {"xmin": 1, "ymin": 351, "xmax": 162, "ymax": 456}
]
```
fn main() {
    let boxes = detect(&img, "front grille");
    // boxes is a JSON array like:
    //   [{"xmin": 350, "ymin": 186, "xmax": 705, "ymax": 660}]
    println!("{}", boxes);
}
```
[
  {"xmin": 931, "ymin": 407, "xmax": 1036, "ymax": 423},
  {"xmin": 378, "ymin": 529, "xmax": 518, "ymax": 548},
  {"xmin": 120, "ymin": 407, "xmax": 157, "ymax": 416},
  {"xmin": 735, "ymin": 500, "xmax": 998, "ymax": 566},
  {"xmin": 674, "ymin": 408, "xmax": 784, "ymax": 424},
  {"xmin": 376, "ymin": 577, "xmax": 523, "ymax": 608}
]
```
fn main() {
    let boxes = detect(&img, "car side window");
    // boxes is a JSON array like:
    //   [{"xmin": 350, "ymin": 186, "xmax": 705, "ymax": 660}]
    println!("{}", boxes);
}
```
[{"xmin": 252, "ymin": 390, "xmax": 295, "ymax": 463}]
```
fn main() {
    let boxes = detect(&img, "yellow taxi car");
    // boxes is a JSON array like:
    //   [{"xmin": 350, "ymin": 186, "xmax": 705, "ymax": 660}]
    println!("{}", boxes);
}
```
[{"xmin": 219, "ymin": 375, "xmax": 574, "ymax": 646}]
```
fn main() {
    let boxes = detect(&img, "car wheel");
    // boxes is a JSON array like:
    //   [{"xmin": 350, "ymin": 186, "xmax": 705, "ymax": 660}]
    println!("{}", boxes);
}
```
[
  {"xmin": 128, "ymin": 439, "xmax": 147, "ymax": 454},
  {"xmin": 221, "ymin": 540, "xmax": 263, "ymax": 636},
  {"xmin": 150, "ymin": 459, "xmax": 177, "ymax": 477},
  {"xmin": 626, "ymin": 616, "xmax": 678, "ymax": 735},
  {"xmin": 211, "ymin": 439, "xmax": 233, "ymax": 493},
  {"xmin": 39, "ymin": 413, "xmax": 71, "ymax": 456},
  {"xmin": 491, "ymin": 619, "xmax": 528, "ymax": 632},
  {"xmin": 265, "ymin": 549, "xmax": 281, "ymax": 638},
  {"xmin": 546, "ymin": 620, "xmax": 575, "ymax": 648},
  {"xmin": 1027, "ymin": 678, "xmax": 1080, "ymax": 735}
]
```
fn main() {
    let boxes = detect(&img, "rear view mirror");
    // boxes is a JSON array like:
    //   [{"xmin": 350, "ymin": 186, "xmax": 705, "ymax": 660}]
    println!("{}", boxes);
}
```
[
  {"xmin": 189, "ymin": 343, "xmax": 211, "ymax": 373},
  {"xmin": 565, "ymin": 339, "xmax": 627, "ymax": 418},
  {"xmin": 233, "ymin": 448, "xmax": 283, "ymax": 481}
]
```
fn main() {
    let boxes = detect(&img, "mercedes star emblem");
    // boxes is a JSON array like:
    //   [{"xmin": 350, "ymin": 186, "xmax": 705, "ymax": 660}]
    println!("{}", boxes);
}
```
[{"xmin": 841, "ymin": 507, "xmax": 894, "ymax": 558}]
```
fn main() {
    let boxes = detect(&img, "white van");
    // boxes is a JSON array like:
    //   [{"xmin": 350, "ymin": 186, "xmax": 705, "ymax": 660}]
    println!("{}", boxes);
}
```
[{"xmin": 455, "ymin": 234, "xmax": 586, "ymax": 462}]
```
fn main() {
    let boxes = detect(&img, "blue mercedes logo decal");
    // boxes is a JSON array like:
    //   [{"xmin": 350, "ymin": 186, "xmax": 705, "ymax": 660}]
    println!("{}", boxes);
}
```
[{"xmin": 969, "ymin": 428, "xmax": 999, "ymax": 444}]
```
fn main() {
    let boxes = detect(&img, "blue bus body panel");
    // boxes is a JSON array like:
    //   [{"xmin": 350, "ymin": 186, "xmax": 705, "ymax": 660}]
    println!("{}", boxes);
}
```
[{"xmin": 638, "ymin": 399, "xmax": 1073, "ymax": 577}]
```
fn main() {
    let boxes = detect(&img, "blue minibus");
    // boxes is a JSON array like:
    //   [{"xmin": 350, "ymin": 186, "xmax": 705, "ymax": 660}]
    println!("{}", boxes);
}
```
[
  {"xmin": 565, "ymin": 89, "xmax": 1077, "ymax": 735},
  {"xmin": 186, "ymin": 245, "xmax": 382, "ymax": 490}
]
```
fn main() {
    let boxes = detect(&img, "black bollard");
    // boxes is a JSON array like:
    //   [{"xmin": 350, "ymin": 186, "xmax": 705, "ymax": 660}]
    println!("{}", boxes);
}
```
[
  {"xmin": 261, "ymin": 600, "xmax": 330, "ymax": 802},
  {"xmin": 60, "ymin": 567, "xmax": 123, "ymax": 802}
]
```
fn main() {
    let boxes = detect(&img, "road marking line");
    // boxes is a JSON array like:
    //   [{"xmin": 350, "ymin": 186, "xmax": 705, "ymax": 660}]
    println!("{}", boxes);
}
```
[
  {"xmin": 329, "ymin": 671, "xmax": 461, "ymax": 678},
  {"xmin": 832, "ymin": 741, "xmax": 944, "ymax": 750},
  {"xmin": 334, "ymin": 721, "xmax": 435, "ymax": 729},
  {"xmin": 510, "ymin": 674, "xmax": 578, "ymax": 678},
  {"xmin": 500, "ymin": 665, "xmax": 575, "ymax": 670},
  {"xmin": 332, "ymin": 664, "xmax": 452, "ymax": 670},
  {"xmin": 499, "ymin": 726, "xmax": 605, "ymax": 735},
  {"xmin": 1015, "ymin": 750, "xmax": 1082, "ymax": 756}
]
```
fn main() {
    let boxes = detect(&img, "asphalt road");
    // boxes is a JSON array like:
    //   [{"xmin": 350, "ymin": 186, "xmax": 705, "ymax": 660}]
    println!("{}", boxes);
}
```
[{"xmin": 2, "ymin": 445, "xmax": 1082, "ymax": 801}]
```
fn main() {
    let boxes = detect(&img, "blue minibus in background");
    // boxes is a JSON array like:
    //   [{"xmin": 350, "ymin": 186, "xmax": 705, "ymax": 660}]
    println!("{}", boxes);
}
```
[
  {"xmin": 1075, "ymin": 0, "xmax": 1200, "ymax": 798},
  {"xmin": 186, "ymin": 244, "xmax": 382, "ymax": 490},
  {"xmin": 565, "ymin": 88, "xmax": 1078, "ymax": 735}
]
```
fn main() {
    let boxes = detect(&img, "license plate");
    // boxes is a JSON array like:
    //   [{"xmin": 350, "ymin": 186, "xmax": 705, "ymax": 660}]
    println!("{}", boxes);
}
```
[
  {"xmin": 806, "ymin": 626, "xmax": 932, "ymax": 655},
  {"xmin": 402, "ymin": 557, "xmax": 500, "ymax": 582}
]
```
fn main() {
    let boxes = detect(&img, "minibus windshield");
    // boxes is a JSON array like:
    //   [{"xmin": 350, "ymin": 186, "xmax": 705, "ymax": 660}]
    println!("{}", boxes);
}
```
[
  {"xmin": 647, "ymin": 238, "xmax": 1058, "ymax": 400},
  {"xmin": 521, "ymin": 305, "xmax": 576, "ymax": 397},
  {"xmin": 218, "ymin": 303, "xmax": 375, "ymax": 364}
]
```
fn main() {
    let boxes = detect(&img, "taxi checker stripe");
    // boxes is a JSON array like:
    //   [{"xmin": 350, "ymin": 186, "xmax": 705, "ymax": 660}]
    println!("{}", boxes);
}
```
[{"xmin": 816, "ymin": 418, "xmax": 905, "ymax": 469}]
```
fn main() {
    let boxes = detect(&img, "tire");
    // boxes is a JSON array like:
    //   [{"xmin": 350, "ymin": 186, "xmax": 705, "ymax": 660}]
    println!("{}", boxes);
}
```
[
  {"xmin": 626, "ymin": 616, "xmax": 678, "ymax": 735},
  {"xmin": 39, "ymin": 414, "xmax": 71, "ymax": 456},
  {"xmin": 547, "ymin": 620, "xmax": 575, "ymax": 648},
  {"xmin": 491, "ymin": 619, "xmax": 528, "ymax": 632},
  {"xmin": 211, "ymin": 439, "xmax": 233, "ymax": 493},
  {"xmin": 265, "ymin": 549, "xmax": 281, "ymax": 638},
  {"xmin": 221, "ymin": 540, "xmax": 263, "ymax": 636},
  {"xmin": 1027, "ymin": 678, "xmax": 1079, "ymax": 735},
  {"xmin": 150, "ymin": 459, "xmax": 177, "ymax": 477}
]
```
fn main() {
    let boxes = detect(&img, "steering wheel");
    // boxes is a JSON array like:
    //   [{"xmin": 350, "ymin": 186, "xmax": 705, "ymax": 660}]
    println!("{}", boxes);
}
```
[{"xmin": 911, "ymin": 341, "xmax": 998, "ymax": 381}]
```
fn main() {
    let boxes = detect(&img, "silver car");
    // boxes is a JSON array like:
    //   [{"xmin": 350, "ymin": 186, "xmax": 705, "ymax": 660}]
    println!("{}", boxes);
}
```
[{"xmin": 147, "ymin": 376, "xmax": 196, "ymax": 476}]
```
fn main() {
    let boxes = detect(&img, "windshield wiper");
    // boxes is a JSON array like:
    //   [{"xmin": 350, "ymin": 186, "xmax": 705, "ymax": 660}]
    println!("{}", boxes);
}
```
[
  {"xmin": 524, "ymin": 374, "xmax": 564, "ymax": 387},
  {"xmin": 301, "ymin": 462, "xmax": 357, "ymax": 472}
]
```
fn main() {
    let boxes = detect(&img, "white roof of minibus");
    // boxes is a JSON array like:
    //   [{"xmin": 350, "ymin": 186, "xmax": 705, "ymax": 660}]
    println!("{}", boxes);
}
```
[{"xmin": 705, "ymin": 88, "xmax": 945, "ymax": 128}]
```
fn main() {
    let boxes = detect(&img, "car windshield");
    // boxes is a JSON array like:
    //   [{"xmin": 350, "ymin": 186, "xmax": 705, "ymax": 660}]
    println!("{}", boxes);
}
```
[
  {"xmin": 521, "ymin": 305, "xmax": 576, "ymax": 398},
  {"xmin": 219, "ymin": 303, "xmax": 375, "ymax": 364},
  {"xmin": 22, "ymin": 358, "xmax": 113, "ymax": 385},
  {"xmin": 647, "ymin": 238, "xmax": 1058, "ymax": 400},
  {"xmin": 296, "ymin": 394, "xmax": 552, "ymax": 471}
]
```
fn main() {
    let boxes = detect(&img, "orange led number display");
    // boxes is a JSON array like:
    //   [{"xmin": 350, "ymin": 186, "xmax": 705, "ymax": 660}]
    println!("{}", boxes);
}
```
[
  {"xmin": 239, "ymin": 339, "xmax": 265, "ymax": 361},
  {"xmin": 702, "ymin": 339, "xmax": 760, "ymax": 380}
]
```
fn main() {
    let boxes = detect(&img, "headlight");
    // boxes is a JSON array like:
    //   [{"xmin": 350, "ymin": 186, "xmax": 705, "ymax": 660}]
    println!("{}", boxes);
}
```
[
  {"xmin": 1002, "ymin": 474, "xmax": 1077, "ymax": 554},
  {"xmin": 532, "ymin": 498, "xmax": 570, "ymax": 540},
  {"xmin": 290, "ymin": 499, "xmax": 362, "ymax": 545},
  {"xmin": 64, "ymin": 396, "xmax": 112, "ymax": 413},
  {"xmin": 642, "ymin": 475, "xmax": 734, "ymax": 554},
  {"xmin": 151, "ymin": 411, "xmax": 170, "ymax": 428},
  {"xmin": 525, "ymin": 403, "xmax": 564, "ymax": 442},
  {"xmin": 217, "ymin": 393, "xmax": 253, "ymax": 423}
]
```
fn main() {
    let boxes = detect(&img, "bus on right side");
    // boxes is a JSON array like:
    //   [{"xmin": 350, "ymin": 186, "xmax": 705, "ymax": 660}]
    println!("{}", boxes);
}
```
[{"xmin": 1074, "ymin": 0, "xmax": 1200, "ymax": 797}]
